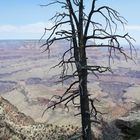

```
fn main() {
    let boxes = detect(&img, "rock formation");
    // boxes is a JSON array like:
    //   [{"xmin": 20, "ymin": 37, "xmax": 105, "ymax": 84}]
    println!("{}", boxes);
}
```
[{"xmin": 115, "ymin": 106, "xmax": 140, "ymax": 140}]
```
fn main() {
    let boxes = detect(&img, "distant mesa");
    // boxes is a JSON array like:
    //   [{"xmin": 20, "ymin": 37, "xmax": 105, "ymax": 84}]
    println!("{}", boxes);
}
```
[
  {"xmin": 26, "ymin": 77, "xmax": 42, "ymax": 85},
  {"xmin": 0, "ymin": 81, "xmax": 17, "ymax": 94}
]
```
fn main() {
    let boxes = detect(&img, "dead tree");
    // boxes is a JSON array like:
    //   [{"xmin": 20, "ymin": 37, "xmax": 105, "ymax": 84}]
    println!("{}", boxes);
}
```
[{"xmin": 40, "ymin": 0, "xmax": 135, "ymax": 139}]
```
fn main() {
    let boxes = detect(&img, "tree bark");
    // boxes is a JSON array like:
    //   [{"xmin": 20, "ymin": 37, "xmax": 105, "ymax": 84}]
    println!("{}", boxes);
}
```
[
  {"xmin": 78, "ymin": 1, "xmax": 92, "ymax": 139},
  {"xmin": 78, "ymin": 47, "xmax": 92, "ymax": 140}
]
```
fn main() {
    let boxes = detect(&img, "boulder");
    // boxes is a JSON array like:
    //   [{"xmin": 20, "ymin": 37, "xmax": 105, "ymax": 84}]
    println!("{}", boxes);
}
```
[{"xmin": 115, "ymin": 109, "xmax": 140, "ymax": 140}]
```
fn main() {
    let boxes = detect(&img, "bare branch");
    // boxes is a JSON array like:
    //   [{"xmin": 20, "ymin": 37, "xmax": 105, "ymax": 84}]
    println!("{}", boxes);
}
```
[
  {"xmin": 42, "ymin": 91, "xmax": 80, "ymax": 116},
  {"xmin": 50, "ymin": 12, "xmax": 69, "ymax": 24},
  {"xmin": 73, "ymin": 0, "xmax": 80, "ymax": 6},
  {"xmin": 64, "ymin": 91, "xmax": 79, "ymax": 111},
  {"xmin": 66, "ymin": 0, "xmax": 79, "ymax": 27},
  {"xmin": 41, "ymin": 36, "xmax": 71, "ymax": 52},
  {"xmin": 62, "ymin": 80, "xmax": 79, "ymax": 97},
  {"xmin": 86, "ymin": 65, "xmax": 112, "ymax": 73},
  {"xmin": 84, "ymin": 0, "xmax": 96, "ymax": 38},
  {"xmin": 89, "ymin": 98, "xmax": 103, "ymax": 119}
]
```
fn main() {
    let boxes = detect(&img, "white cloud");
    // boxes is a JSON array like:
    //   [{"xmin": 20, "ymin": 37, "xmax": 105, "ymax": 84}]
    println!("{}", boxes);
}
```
[
  {"xmin": 125, "ymin": 25, "xmax": 140, "ymax": 31},
  {"xmin": 0, "ymin": 23, "xmax": 140, "ymax": 42},
  {"xmin": 1, "ymin": 24, "xmax": 139, "ymax": 34},
  {"xmin": 0, "ymin": 21, "xmax": 71, "ymax": 39},
  {"xmin": 0, "ymin": 25, "xmax": 17, "ymax": 32},
  {"xmin": 0, "ymin": 22, "xmax": 53, "ymax": 33}
]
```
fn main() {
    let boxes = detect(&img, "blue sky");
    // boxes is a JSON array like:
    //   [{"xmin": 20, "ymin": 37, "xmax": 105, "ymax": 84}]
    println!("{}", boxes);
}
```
[{"xmin": 0, "ymin": 0, "xmax": 140, "ymax": 44}]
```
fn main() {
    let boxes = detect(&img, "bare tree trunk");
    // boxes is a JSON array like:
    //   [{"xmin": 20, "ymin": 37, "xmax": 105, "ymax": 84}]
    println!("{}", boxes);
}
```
[
  {"xmin": 78, "ymin": 1, "xmax": 92, "ymax": 139},
  {"xmin": 79, "ymin": 59, "xmax": 92, "ymax": 140}
]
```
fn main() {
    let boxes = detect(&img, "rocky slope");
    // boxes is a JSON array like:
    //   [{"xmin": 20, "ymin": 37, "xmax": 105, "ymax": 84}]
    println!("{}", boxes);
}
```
[{"xmin": 0, "ymin": 96, "xmax": 80, "ymax": 140}]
